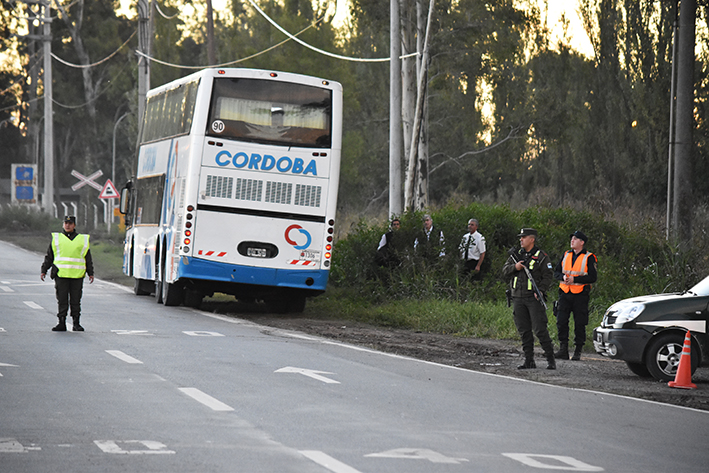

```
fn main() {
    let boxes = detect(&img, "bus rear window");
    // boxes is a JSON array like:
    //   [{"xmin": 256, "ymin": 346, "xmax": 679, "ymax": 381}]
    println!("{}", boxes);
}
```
[{"xmin": 207, "ymin": 78, "xmax": 332, "ymax": 148}]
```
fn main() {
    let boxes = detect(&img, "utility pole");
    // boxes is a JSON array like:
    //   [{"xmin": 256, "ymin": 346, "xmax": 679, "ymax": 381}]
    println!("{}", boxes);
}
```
[
  {"xmin": 666, "ymin": 13, "xmax": 678, "ymax": 240},
  {"xmin": 16, "ymin": 0, "xmax": 51, "ymax": 212},
  {"xmin": 672, "ymin": 0, "xmax": 696, "ymax": 245},
  {"xmin": 41, "ymin": 0, "xmax": 53, "ymax": 215},
  {"xmin": 389, "ymin": 0, "xmax": 403, "ymax": 218},
  {"xmin": 137, "ymin": 0, "xmax": 152, "ymax": 132},
  {"xmin": 206, "ymin": 0, "xmax": 216, "ymax": 65}
]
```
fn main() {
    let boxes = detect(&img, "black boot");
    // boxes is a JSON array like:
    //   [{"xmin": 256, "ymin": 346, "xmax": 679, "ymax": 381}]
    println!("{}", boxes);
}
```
[
  {"xmin": 554, "ymin": 343, "xmax": 569, "ymax": 360},
  {"xmin": 571, "ymin": 345, "xmax": 582, "ymax": 361},
  {"xmin": 546, "ymin": 352, "xmax": 556, "ymax": 370},
  {"xmin": 517, "ymin": 359, "xmax": 536, "ymax": 369},
  {"xmin": 52, "ymin": 316, "xmax": 67, "ymax": 332},
  {"xmin": 72, "ymin": 316, "xmax": 84, "ymax": 332}
]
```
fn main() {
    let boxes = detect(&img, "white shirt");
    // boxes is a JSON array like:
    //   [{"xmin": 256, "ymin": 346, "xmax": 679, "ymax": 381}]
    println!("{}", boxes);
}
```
[{"xmin": 460, "ymin": 231, "xmax": 486, "ymax": 261}]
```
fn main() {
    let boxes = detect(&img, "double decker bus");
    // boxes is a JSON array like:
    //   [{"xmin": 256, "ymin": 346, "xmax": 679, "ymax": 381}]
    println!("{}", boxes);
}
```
[{"xmin": 120, "ymin": 68, "xmax": 342, "ymax": 312}]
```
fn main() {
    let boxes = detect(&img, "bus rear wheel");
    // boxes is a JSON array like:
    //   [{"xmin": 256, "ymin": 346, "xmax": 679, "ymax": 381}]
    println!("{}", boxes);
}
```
[
  {"xmin": 134, "ymin": 278, "xmax": 152, "ymax": 296},
  {"xmin": 184, "ymin": 289, "xmax": 203, "ymax": 308},
  {"xmin": 162, "ymin": 282, "xmax": 183, "ymax": 306}
]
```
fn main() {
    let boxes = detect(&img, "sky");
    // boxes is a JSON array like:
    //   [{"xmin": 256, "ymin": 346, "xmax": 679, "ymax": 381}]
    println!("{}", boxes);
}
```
[
  {"xmin": 117, "ymin": 0, "xmax": 593, "ymax": 57},
  {"xmin": 542, "ymin": 0, "xmax": 594, "ymax": 57}
]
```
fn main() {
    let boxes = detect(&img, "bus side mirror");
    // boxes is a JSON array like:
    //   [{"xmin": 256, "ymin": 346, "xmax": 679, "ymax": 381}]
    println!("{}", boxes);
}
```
[{"xmin": 119, "ymin": 186, "xmax": 130, "ymax": 214}]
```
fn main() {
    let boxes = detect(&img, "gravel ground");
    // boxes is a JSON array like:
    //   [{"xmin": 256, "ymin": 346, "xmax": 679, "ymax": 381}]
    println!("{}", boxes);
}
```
[{"xmin": 203, "ymin": 303, "xmax": 709, "ymax": 412}]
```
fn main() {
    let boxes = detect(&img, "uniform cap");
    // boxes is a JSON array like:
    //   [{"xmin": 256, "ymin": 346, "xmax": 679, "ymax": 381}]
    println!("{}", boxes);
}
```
[
  {"xmin": 517, "ymin": 228, "xmax": 537, "ymax": 237},
  {"xmin": 64, "ymin": 216, "xmax": 76, "ymax": 224},
  {"xmin": 570, "ymin": 230, "xmax": 588, "ymax": 243}
]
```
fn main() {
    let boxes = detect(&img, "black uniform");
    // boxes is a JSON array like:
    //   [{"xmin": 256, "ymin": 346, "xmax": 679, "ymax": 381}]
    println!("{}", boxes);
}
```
[
  {"xmin": 502, "ymin": 245, "xmax": 555, "ymax": 368},
  {"xmin": 41, "ymin": 229, "xmax": 94, "ymax": 330},
  {"xmin": 553, "ymin": 249, "xmax": 597, "ymax": 353}
]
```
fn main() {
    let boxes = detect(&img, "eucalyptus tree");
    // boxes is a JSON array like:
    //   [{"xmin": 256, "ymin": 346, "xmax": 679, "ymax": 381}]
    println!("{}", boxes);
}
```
[
  {"xmin": 42, "ymin": 0, "xmax": 135, "ymax": 191},
  {"xmin": 577, "ymin": 0, "xmax": 678, "ymax": 208}
]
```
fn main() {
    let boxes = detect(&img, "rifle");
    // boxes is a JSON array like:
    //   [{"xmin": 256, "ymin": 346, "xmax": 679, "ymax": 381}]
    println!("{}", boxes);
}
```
[{"xmin": 508, "ymin": 248, "xmax": 548, "ymax": 311}]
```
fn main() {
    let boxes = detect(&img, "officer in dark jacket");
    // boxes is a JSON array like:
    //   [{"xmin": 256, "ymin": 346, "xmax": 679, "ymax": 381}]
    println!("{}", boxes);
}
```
[
  {"xmin": 40, "ymin": 216, "xmax": 94, "ymax": 332},
  {"xmin": 502, "ymin": 228, "xmax": 556, "ymax": 370},
  {"xmin": 553, "ymin": 230, "xmax": 597, "ymax": 360}
]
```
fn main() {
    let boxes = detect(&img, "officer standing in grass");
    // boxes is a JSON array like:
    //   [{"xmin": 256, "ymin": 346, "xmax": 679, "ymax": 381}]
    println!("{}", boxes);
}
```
[
  {"xmin": 502, "ymin": 228, "xmax": 556, "ymax": 370},
  {"xmin": 40, "ymin": 216, "xmax": 94, "ymax": 332},
  {"xmin": 553, "ymin": 230, "xmax": 597, "ymax": 361}
]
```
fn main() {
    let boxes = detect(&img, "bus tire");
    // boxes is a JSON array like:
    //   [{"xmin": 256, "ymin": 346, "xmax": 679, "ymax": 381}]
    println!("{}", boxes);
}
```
[
  {"xmin": 133, "ymin": 278, "xmax": 152, "ymax": 296},
  {"xmin": 184, "ymin": 289, "xmax": 203, "ymax": 308},
  {"xmin": 163, "ymin": 282, "xmax": 183, "ymax": 306},
  {"xmin": 160, "ymin": 260, "xmax": 183, "ymax": 307},
  {"xmin": 266, "ymin": 298, "xmax": 289, "ymax": 314},
  {"xmin": 288, "ymin": 295, "xmax": 306, "ymax": 313}
]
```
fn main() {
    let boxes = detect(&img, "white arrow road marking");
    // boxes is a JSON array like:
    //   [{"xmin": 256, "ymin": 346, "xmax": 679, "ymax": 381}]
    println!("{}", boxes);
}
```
[
  {"xmin": 503, "ymin": 453, "xmax": 604, "ymax": 471},
  {"xmin": 23, "ymin": 301, "xmax": 43, "ymax": 310},
  {"xmin": 111, "ymin": 330, "xmax": 153, "ymax": 336},
  {"xmin": 300, "ymin": 450, "xmax": 364, "ymax": 473},
  {"xmin": 365, "ymin": 448, "xmax": 469, "ymax": 464},
  {"xmin": 0, "ymin": 438, "xmax": 30, "ymax": 453},
  {"xmin": 275, "ymin": 367, "xmax": 340, "ymax": 384},
  {"xmin": 0, "ymin": 362, "xmax": 19, "ymax": 377},
  {"xmin": 183, "ymin": 331, "xmax": 225, "ymax": 337},
  {"xmin": 94, "ymin": 440, "xmax": 175, "ymax": 455},
  {"xmin": 178, "ymin": 388, "xmax": 234, "ymax": 411},
  {"xmin": 106, "ymin": 350, "xmax": 143, "ymax": 364}
]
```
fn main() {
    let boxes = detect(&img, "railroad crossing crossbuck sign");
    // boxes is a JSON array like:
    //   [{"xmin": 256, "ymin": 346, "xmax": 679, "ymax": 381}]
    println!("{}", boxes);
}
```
[{"xmin": 71, "ymin": 169, "xmax": 103, "ymax": 192}]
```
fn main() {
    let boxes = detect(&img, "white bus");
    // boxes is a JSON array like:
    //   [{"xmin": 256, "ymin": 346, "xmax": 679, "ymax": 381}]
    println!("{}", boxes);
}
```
[{"xmin": 120, "ymin": 68, "xmax": 342, "ymax": 312}]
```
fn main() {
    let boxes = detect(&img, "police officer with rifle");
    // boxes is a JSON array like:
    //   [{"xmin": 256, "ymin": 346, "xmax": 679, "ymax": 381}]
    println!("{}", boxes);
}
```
[{"xmin": 502, "ymin": 228, "xmax": 556, "ymax": 370}]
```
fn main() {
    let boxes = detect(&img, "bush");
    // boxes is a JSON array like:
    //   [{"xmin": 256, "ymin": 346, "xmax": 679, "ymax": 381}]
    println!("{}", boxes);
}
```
[{"xmin": 331, "ymin": 203, "xmax": 709, "ymax": 325}]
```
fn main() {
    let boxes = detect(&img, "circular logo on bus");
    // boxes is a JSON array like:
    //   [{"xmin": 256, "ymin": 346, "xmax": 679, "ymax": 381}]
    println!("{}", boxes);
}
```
[
  {"xmin": 211, "ymin": 120, "xmax": 225, "ymax": 133},
  {"xmin": 285, "ymin": 224, "xmax": 311, "ymax": 250}
]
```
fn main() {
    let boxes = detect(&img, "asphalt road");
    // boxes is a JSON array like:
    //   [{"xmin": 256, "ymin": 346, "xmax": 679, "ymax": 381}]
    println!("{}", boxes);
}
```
[{"xmin": 1, "ymin": 240, "xmax": 708, "ymax": 473}]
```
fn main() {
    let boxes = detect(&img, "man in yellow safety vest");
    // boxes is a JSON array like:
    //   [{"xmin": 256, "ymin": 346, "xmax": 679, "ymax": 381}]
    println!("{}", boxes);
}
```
[
  {"xmin": 553, "ymin": 230, "xmax": 597, "ymax": 360},
  {"xmin": 41, "ymin": 216, "xmax": 94, "ymax": 332}
]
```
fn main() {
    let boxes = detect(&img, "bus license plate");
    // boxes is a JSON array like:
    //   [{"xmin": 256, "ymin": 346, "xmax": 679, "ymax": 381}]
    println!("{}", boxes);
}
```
[
  {"xmin": 247, "ymin": 248, "xmax": 267, "ymax": 258},
  {"xmin": 299, "ymin": 250, "xmax": 319, "ymax": 260}
]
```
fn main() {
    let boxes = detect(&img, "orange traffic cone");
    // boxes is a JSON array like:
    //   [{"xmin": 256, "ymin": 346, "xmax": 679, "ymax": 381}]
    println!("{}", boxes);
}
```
[{"xmin": 668, "ymin": 330, "xmax": 697, "ymax": 389}]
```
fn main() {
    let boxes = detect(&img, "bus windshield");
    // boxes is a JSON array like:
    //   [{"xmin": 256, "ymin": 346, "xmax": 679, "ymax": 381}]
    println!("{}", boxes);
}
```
[{"xmin": 207, "ymin": 78, "xmax": 332, "ymax": 148}]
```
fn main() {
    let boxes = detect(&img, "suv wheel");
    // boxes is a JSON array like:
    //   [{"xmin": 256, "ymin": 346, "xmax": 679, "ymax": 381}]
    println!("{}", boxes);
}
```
[
  {"xmin": 625, "ymin": 361, "xmax": 651, "ymax": 378},
  {"xmin": 645, "ymin": 332, "xmax": 699, "ymax": 382}
]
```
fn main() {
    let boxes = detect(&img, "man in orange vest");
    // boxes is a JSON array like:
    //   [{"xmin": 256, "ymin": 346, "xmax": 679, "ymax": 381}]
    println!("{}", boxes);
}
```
[{"xmin": 553, "ymin": 230, "xmax": 597, "ymax": 360}]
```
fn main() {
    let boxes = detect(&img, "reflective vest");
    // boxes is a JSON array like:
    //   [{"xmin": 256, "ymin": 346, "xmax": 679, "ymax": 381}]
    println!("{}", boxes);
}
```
[
  {"xmin": 513, "ymin": 249, "xmax": 541, "ymax": 292},
  {"xmin": 51, "ymin": 233, "xmax": 90, "ymax": 279},
  {"xmin": 559, "ymin": 250, "xmax": 593, "ymax": 294}
]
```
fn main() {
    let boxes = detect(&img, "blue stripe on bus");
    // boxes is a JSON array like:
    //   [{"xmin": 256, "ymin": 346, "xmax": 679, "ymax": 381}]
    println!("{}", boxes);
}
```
[{"xmin": 178, "ymin": 257, "xmax": 329, "ymax": 291}]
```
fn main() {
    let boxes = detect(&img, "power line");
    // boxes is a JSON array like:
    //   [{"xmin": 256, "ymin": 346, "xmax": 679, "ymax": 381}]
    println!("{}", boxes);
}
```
[
  {"xmin": 247, "ymin": 0, "xmax": 418, "ymax": 63},
  {"xmin": 51, "ymin": 30, "xmax": 137, "ymax": 69},
  {"xmin": 135, "ymin": 16, "xmax": 323, "ymax": 70}
]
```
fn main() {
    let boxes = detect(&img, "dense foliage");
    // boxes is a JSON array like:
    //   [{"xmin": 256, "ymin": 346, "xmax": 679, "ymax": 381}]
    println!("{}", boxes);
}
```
[{"xmin": 330, "ymin": 203, "xmax": 709, "ymax": 318}]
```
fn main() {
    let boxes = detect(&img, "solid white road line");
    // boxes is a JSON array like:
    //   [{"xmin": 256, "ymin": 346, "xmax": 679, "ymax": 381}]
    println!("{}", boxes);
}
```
[
  {"xmin": 105, "ymin": 350, "xmax": 143, "ymax": 364},
  {"xmin": 178, "ymin": 387, "xmax": 234, "ymax": 411},
  {"xmin": 299, "ymin": 450, "xmax": 364, "ymax": 473}
]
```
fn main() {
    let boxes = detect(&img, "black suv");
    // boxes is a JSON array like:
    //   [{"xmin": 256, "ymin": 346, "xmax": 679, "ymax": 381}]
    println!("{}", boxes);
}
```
[{"xmin": 593, "ymin": 275, "xmax": 709, "ymax": 381}]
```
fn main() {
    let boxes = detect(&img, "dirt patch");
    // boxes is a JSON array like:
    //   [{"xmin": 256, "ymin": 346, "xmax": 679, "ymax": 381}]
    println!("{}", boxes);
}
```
[{"xmin": 205, "ymin": 303, "xmax": 709, "ymax": 411}]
